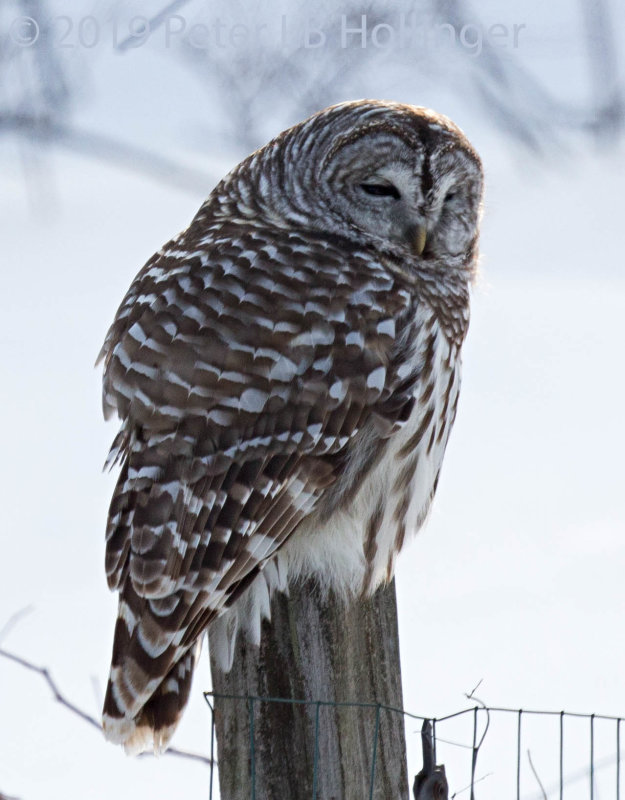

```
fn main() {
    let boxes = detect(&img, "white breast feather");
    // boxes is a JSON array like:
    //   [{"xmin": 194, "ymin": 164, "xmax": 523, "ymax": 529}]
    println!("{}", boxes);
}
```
[{"xmin": 211, "ymin": 320, "xmax": 461, "ymax": 671}]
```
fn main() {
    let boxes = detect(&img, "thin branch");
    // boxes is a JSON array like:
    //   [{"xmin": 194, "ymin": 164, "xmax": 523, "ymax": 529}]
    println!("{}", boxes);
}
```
[
  {"xmin": 450, "ymin": 772, "xmax": 494, "ymax": 798},
  {"xmin": 0, "ymin": 646, "xmax": 104, "ymax": 731},
  {"xmin": 426, "ymin": 735, "xmax": 474, "ymax": 751},
  {"xmin": 0, "ymin": 606, "xmax": 34, "ymax": 644},
  {"xmin": 467, "ymin": 679, "xmax": 483, "ymax": 698},
  {"xmin": 0, "ymin": 114, "xmax": 217, "ymax": 194},
  {"xmin": 116, "ymin": 0, "xmax": 195, "ymax": 52},
  {"xmin": 149, "ymin": 746, "xmax": 213, "ymax": 767},
  {"xmin": 522, "ymin": 750, "xmax": 624, "ymax": 800},
  {"xmin": 527, "ymin": 750, "xmax": 548, "ymax": 800},
  {"xmin": 0, "ymin": 645, "xmax": 212, "ymax": 767},
  {"xmin": 90, "ymin": 673, "xmax": 104, "ymax": 723}
]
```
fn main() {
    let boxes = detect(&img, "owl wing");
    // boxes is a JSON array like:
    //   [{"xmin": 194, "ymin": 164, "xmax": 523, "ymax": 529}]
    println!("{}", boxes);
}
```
[
  {"xmin": 100, "ymin": 227, "xmax": 419, "ymax": 747},
  {"xmin": 101, "ymin": 227, "xmax": 418, "ymax": 601}
]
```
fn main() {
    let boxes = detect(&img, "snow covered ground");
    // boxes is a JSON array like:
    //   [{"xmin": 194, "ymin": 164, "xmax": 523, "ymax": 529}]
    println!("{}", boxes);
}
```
[{"xmin": 1, "ymin": 1, "xmax": 624, "ymax": 797}]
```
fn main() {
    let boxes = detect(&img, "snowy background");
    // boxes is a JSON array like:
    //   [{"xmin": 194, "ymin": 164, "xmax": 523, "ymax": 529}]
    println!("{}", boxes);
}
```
[{"xmin": 1, "ymin": 0, "xmax": 624, "ymax": 797}]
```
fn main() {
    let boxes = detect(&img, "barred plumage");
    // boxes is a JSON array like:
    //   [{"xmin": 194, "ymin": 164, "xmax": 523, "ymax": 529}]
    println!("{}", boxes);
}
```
[{"xmin": 99, "ymin": 100, "xmax": 483, "ymax": 753}]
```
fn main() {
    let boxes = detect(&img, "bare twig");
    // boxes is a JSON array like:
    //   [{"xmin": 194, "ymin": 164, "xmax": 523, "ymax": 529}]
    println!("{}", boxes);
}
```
[
  {"xmin": 1, "ymin": 645, "xmax": 104, "ymax": 730},
  {"xmin": 90, "ymin": 674, "xmax": 103, "ymax": 715},
  {"xmin": 0, "ymin": 114, "xmax": 217, "ymax": 194},
  {"xmin": 467, "ymin": 679, "xmax": 483, "ymax": 698},
  {"xmin": 0, "ymin": 645, "xmax": 212, "ymax": 767},
  {"xmin": 426, "ymin": 736, "xmax": 474, "ymax": 751},
  {"xmin": 527, "ymin": 750, "xmax": 548, "ymax": 800},
  {"xmin": 524, "ymin": 750, "xmax": 624, "ymax": 799},
  {"xmin": 449, "ymin": 772, "xmax": 493, "ymax": 798},
  {"xmin": 116, "ymin": 0, "xmax": 194, "ymax": 52},
  {"xmin": 0, "ymin": 606, "xmax": 34, "ymax": 644}
]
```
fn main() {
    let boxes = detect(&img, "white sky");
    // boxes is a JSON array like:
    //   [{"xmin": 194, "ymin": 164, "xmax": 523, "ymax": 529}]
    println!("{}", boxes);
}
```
[{"xmin": 1, "ymin": 1, "xmax": 624, "ymax": 798}]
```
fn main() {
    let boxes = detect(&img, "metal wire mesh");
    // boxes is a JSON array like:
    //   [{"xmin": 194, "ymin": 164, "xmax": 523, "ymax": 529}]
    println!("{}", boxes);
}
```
[{"xmin": 204, "ymin": 693, "xmax": 624, "ymax": 799}]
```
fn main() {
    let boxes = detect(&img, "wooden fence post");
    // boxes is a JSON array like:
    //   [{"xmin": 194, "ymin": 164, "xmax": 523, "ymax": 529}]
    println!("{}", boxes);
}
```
[{"xmin": 209, "ymin": 577, "xmax": 409, "ymax": 799}]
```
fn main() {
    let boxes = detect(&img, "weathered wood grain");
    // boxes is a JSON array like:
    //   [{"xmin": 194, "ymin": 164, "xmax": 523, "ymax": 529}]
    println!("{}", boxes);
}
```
[{"xmin": 209, "ymin": 577, "xmax": 409, "ymax": 799}]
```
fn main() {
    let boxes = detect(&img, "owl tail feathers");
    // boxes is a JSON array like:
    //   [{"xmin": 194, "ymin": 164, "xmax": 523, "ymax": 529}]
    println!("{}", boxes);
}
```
[{"xmin": 102, "ymin": 646, "xmax": 198, "ymax": 755}]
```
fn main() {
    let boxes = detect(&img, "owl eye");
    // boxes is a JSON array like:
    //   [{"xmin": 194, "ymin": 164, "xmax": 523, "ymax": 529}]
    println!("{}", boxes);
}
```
[
  {"xmin": 443, "ymin": 189, "xmax": 458, "ymax": 204},
  {"xmin": 359, "ymin": 182, "xmax": 401, "ymax": 200}
]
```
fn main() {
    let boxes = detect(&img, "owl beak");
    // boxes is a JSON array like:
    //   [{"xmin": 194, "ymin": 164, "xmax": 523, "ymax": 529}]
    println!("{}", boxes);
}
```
[{"xmin": 413, "ymin": 225, "xmax": 427, "ymax": 256}]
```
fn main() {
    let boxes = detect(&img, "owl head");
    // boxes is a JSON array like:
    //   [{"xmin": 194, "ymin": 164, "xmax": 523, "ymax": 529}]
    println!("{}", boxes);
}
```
[{"xmin": 216, "ymin": 99, "xmax": 483, "ymax": 272}]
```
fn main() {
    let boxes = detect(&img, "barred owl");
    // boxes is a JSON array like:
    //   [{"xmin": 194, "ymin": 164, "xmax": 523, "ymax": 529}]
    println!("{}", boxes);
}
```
[{"xmin": 99, "ymin": 100, "xmax": 483, "ymax": 753}]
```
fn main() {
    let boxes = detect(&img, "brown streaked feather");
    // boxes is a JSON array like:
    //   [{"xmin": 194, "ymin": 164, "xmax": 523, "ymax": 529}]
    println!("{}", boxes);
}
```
[{"xmin": 101, "ymin": 229, "xmax": 424, "ymax": 743}]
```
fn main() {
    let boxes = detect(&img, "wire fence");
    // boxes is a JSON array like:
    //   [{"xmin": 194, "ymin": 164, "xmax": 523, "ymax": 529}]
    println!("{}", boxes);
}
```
[{"xmin": 204, "ymin": 692, "xmax": 624, "ymax": 799}]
